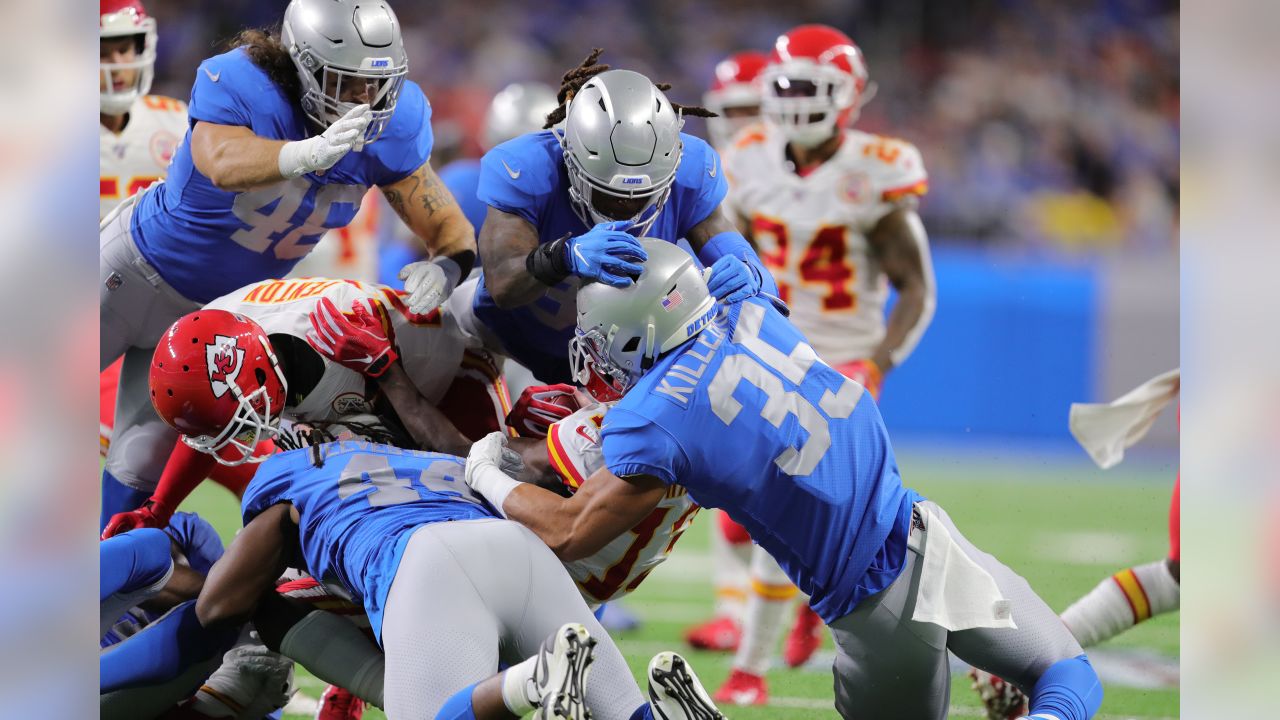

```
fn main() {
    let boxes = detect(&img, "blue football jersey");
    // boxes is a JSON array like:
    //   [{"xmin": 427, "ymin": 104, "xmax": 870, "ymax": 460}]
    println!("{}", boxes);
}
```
[
  {"xmin": 241, "ymin": 441, "xmax": 497, "ymax": 641},
  {"xmin": 472, "ymin": 130, "xmax": 727, "ymax": 382},
  {"xmin": 600, "ymin": 298, "xmax": 922, "ymax": 624},
  {"xmin": 130, "ymin": 48, "xmax": 435, "ymax": 304}
]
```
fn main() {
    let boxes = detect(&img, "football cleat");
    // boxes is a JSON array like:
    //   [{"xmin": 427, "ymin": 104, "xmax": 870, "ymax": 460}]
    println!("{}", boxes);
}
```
[
  {"xmin": 712, "ymin": 668, "xmax": 768, "ymax": 707},
  {"xmin": 532, "ymin": 623, "xmax": 596, "ymax": 720},
  {"xmin": 647, "ymin": 652, "xmax": 725, "ymax": 720},
  {"xmin": 783, "ymin": 604, "xmax": 824, "ymax": 667},
  {"xmin": 315, "ymin": 684, "xmax": 364, "ymax": 720},
  {"xmin": 968, "ymin": 668, "xmax": 1029, "ymax": 720},
  {"xmin": 683, "ymin": 616, "xmax": 741, "ymax": 652}
]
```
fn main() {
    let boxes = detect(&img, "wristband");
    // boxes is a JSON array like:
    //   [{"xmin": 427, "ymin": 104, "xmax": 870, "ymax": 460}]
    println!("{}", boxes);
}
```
[
  {"xmin": 468, "ymin": 462, "xmax": 521, "ymax": 516},
  {"xmin": 277, "ymin": 139, "xmax": 313, "ymax": 180},
  {"xmin": 525, "ymin": 234, "xmax": 573, "ymax": 286}
]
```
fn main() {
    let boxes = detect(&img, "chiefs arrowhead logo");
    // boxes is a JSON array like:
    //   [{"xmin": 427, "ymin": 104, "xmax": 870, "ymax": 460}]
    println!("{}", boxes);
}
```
[{"xmin": 206, "ymin": 335, "xmax": 245, "ymax": 398}]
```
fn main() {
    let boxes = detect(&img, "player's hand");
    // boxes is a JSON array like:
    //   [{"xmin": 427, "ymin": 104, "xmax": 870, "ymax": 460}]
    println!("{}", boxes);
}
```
[
  {"xmin": 705, "ymin": 255, "xmax": 763, "ymax": 304},
  {"xmin": 564, "ymin": 220, "xmax": 648, "ymax": 287},
  {"xmin": 398, "ymin": 260, "xmax": 453, "ymax": 315},
  {"xmin": 306, "ymin": 297, "xmax": 399, "ymax": 378},
  {"xmin": 101, "ymin": 499, "xmax": 173, "ymax": 540},
  {"xmin": 506, "ymin": 383, "xmax": 581, "ymax": 438},
  {"xmin": 838, "ymin": 358, "xmax": 883, "ymax": 401},
  {"xmin": 466, "ymin": 431, "xmax": 523, "ymax": 486},
  {"xmin": 278, "ymin": 104, "xmax": 372, "ymax": 178}
]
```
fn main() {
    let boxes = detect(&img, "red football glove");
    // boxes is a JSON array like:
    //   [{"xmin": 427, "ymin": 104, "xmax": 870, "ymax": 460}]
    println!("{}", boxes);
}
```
[
  {"xmin": 837, "ymin": 358, "xmax": 884, "ymax": 401},
  {"xmin": 506, "ymin": 384, "xmax": 582, "ymax": 438},
  {"xmin": 101, "ymin": 498, "xmax": 175, "ymax": 540},
  {"xmin": 306, "ymin": 297, "xmax": 398, "ymax": 378}
]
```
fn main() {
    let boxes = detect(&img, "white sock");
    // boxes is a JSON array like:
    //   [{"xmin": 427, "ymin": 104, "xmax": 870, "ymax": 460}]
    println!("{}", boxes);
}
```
[
  {"xmin": 500, "ymin": 655, "xmax": 539, "ymax": 715},
  {"xmin": 1061, "ymin": 559, "xmax": 1180, "ymax": 647},
  {"xmin": 733, "ymin": 548, "xmax": 796, "ymax": 675},
  {"xmin": 711, "ymin": 523, "xmax": 751, "ymax": 621}
]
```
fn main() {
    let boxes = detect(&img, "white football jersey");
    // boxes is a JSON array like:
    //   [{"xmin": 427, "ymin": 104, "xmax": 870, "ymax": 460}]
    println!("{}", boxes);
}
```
[
  {"xmin": 723, "ymin": 124, "xmax": 931, "ymax": 366},
  {"xmin": 100, "ymin": 95, "xmax": 187, "ymax": 220},
  {"xmin": 204, "ymin": 277, "xmax": 473, "ymax": 426},
  {"xmin": 547, "ymin": 404, "xmax": 701, "ymax": 605}
]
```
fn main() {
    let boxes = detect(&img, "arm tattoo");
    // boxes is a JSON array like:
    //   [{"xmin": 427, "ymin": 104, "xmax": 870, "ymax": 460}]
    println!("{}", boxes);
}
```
[{"xmin": 381, "ymin": 165, "xmax": 457, "ymax": 225}]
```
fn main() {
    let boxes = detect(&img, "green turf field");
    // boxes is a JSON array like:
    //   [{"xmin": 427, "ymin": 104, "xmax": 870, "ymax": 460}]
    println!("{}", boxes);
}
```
[{"xmin": 179, "ymin": 450, "xmax": 1179, "ymax": 719}]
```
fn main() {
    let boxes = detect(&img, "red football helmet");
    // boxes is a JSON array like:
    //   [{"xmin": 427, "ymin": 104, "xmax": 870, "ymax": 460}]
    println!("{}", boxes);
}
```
[
  {"xmin": 150, "ymin": 310, "xmax": 288, "ymax": 466},
  {"xmin": 761, "ymin": 25, "xmax": 871, "ymax": 147},
  {"xmin": 100, "ymin": 0, "xmax": 157, "ymax": 115},
  {"xmin": 703, "ymin": 51, "xmax": 768, "ymax": 149}
]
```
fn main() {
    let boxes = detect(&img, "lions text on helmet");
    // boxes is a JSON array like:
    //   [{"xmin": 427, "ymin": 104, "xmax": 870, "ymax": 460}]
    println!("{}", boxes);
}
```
[
  {"xmin": 282, "ymin": 0, "xmax": 409, "ymax": 144},
  {"xmin": 556, "ymin": 69, "xmax": 685, "ymax": 237}
]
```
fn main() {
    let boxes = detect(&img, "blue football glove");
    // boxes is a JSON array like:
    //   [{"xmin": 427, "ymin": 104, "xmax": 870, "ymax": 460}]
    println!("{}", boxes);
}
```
[
  {"xmin": 705, "ymin": 254, "xmax": 763, "ymax": 303},
  {"xmin": 564, "ymin": 220, "xmax": 648, "ymax": 287}
]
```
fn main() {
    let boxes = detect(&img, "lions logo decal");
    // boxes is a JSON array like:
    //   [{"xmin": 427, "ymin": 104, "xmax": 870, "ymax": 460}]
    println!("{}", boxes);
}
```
[{"xmin": 206, "ymin": 335, "xmax": 245, "ymax": 398}]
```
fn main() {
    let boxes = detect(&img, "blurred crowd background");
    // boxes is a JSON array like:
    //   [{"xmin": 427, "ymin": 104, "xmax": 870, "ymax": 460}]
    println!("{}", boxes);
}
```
[{"xmin": 148, "ymin": 0, "xmax": 1179, "ymax": 255}]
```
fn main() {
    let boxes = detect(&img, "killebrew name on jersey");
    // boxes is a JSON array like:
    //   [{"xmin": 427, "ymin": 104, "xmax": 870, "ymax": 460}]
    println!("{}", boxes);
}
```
[{"xmin": 655, "ymin": 311, "xmax": 729, "ymax": 408}]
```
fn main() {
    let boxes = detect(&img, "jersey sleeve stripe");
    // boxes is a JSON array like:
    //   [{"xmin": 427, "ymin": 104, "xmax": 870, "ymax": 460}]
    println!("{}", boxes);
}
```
[
  {"xmin": 882, "ymin": 179, "xmax": 929, "ymax": 201},
  {"xmin": 547, "ymin": 426, "xmax": 586, "ymax": 489}
]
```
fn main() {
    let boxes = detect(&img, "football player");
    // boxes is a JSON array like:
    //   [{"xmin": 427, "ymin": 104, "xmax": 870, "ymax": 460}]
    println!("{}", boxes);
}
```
[
  {"xmin": 461, "ymin": 49, "xmax": 776, "ymax": 386},
  {"xmin": 99, "ymin": 0, "xmax": 186, "ymax": 220},
  {"xmin": 379, "ymin": 82, "xmax": 559, "ymax": 289},
  {"xmin": 702, "ymin": 51, "xmax": 768, "ymax": 151},
  {"xmin": 99, "ymin": 0, "xmax": 475, "ymax": 529},
  {"xmin": 132, "ymin": 438, "xmax": 723, "ymax": 720},
  {"xmin": 100, "ymin": 277, "xmax": 509, "ymax": 538},
  {"xmin": 100, "ymin": 514, "xmax": 296, "ymax": 720},
  {"xmin": 464, "ymin": 240, "xmax": 1102, "ymax": 720},
  {"xmin": 683, "ymin": 48, "xmax": 770, "ymax": 659},
  {"xmin": 711, "ymin": 24, "xmax": 939, "ymax": 701}
]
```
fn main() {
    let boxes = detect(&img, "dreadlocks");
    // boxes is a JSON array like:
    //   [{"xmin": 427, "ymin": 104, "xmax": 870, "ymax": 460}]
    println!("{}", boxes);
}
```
[{"xmin": 543, "ymin": 48, "xmax": 718, "ymax": 129}]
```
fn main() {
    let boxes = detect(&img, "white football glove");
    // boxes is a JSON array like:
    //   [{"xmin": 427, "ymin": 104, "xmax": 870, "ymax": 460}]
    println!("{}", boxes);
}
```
[
  {"xmin": 399, "ymin": 258, "xmax": 461, "ymax": 315},
  {"xmin": 190, "ymin": 642, "xmax": 296, "ymax": 720},
  {"xmin": 278, "ymin": 104, "xmax": 372, "ymax": 179},
  {"xmin": 465, "ymin": 432, "xmax": 524, "ymax": 513}
]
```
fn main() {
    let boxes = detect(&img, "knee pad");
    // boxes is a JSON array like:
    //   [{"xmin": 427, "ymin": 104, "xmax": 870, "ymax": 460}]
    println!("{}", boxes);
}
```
[
  {"xmin": 103, "ymin": 418, "xmax": 177, "ymax": 490},
  {"xmin": 1029, "ymin": 654, "xmax": 1103, "ymax": 720}
]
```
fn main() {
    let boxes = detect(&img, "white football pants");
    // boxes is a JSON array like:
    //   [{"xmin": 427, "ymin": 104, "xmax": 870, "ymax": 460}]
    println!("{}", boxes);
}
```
[{"xmin": 380, "ymin": 518, "xmax": 645, "ymax": 720}]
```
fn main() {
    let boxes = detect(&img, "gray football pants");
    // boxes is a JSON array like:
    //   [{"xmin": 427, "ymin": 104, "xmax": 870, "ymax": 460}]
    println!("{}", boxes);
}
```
[
  {"xmin": 380, "ymin": 518, "xmax": 645, "ymax": 720},
  {"xmin": 830, "ymin": 500, "xmax": 1084, "ymax": 719},
  {"xmin": 100, "ymin": 195, "xmax": 199, "ymax": 489}
]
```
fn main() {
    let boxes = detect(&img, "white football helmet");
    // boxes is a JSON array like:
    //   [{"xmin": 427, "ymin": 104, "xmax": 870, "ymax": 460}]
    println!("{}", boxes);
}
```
[{"xmin": 100, "ymin": 0, "xmax": 156, "ymax": 116}]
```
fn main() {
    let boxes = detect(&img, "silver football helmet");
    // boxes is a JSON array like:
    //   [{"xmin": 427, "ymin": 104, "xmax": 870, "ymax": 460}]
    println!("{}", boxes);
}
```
[
  {"xmin": 571, "ymin": 239, "xmax": 716, "ymax": 401},
  {"xmin": 556, "ymin": 70, "xmax": 685, "ymax": 237},
  {"xmin": 483, "ymin": 82, "xmax": 558, "ymax": 150},
  {"xmin": 281, "ymin": 0, "xmax": 409, "ymax": 144}
]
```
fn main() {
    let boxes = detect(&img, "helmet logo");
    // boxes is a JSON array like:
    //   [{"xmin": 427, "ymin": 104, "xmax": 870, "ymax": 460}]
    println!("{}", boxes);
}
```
[{"xmin": 206, "ymin": 335, "xmax": 245, "ymax": 398}]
